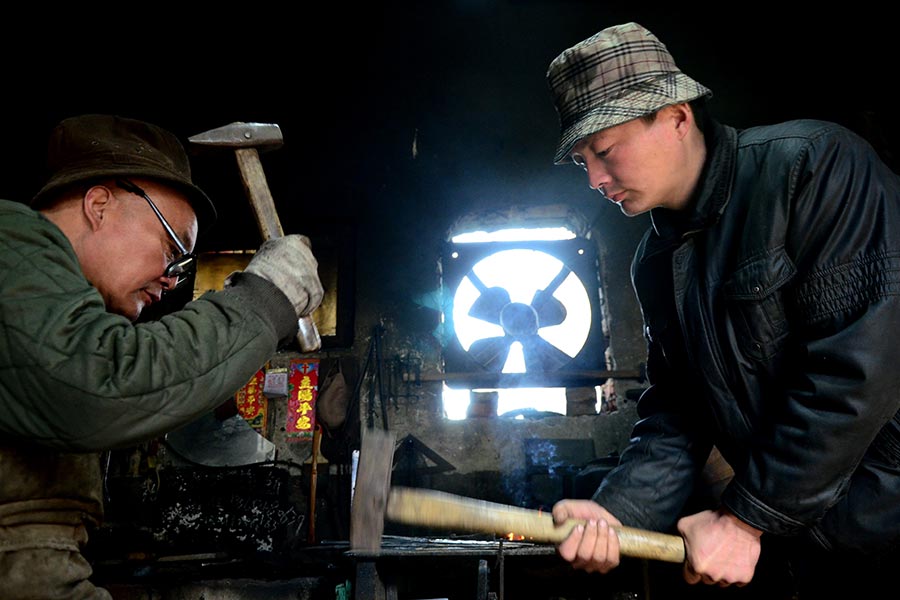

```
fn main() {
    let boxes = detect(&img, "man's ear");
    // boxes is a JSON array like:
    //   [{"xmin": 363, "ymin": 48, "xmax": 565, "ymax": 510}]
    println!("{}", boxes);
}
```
[
  {"xmin": 82, "ymin": 185, "xmax": 114, "ymax": 231},
  {"xmin": 669, "ymin": 103, "xmax": 694, "ymax": 140}
]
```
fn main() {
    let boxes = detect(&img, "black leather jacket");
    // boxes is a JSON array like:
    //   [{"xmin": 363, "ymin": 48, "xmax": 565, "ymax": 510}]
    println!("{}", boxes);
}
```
[{"xmin": 594, "ymin": 119, "xmax": 900, "ymax": 553}]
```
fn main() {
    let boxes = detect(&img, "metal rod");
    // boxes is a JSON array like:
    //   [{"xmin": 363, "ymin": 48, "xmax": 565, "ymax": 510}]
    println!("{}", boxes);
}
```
[
  {"xmin": 360, "ymin": 338, "xmax": 376, "ymax": 429},
  {"xmin": 375, "ymin": 326, "xmax": 388, "ymax": 428},
  {"xmin": 498, "ymin": 538, "xmax": 505, "ymax": 600}
]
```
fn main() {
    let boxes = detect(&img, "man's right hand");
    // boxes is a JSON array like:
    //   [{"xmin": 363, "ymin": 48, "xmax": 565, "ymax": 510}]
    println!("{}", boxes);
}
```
[
  {"xmin": 677, "ymin": 508, "xmax": 761, "ymax": 587},
  {"xmin": 552, "ymin": 499, "xmax": 623, "ymax": 574},
  {"xmin": 244, "ymin": 235, "xmax": 325, "ymax": 318}
]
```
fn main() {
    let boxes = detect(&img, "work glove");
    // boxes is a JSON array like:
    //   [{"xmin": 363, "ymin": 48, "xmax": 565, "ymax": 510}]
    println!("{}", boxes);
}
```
[{"xmin": 242, "ymin": 235, "xmax": 324, "ymax": 318}]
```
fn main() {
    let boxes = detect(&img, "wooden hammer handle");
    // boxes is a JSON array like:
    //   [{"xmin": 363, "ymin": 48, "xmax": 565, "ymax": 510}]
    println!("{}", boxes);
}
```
[
  {"xmin": 235, "ymin": 147, "xmax": 321, "ymax": 352},
  {"xmin": 235, "ymin": 148, "xmax": 285, "ymax": 240},
  {"xmin": 386, "ymin": 486, "xmax": 685, "ymax": 563}
]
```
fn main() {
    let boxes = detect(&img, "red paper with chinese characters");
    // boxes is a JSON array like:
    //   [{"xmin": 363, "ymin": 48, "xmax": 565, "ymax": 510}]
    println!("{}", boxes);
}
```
[
  {"xmin": 235, "ymin": 368, "xmax": 268, "ymax": 435},
  {"xmin": 287, "ymin": 359, "xmax": 319, "ymax": 440}
]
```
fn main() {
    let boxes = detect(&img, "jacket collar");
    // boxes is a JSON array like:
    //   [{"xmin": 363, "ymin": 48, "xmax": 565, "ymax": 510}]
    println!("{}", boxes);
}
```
[{"xmin": 641, "ymin": 120, "xmax": 737, "ymax": 259}]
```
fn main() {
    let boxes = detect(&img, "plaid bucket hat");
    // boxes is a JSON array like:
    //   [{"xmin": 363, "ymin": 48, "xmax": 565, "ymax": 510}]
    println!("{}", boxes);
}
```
[
  {"xmin": 32, "ymin": 114, "xmax": 217, "ymax": 231},
  {"xmin": 547, "ymin": 22, "xmax": 712, "ymax": 164}
]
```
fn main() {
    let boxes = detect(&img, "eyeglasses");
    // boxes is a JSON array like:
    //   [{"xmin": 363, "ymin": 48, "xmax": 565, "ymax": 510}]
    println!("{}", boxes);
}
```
[{"xmin": 115, "ymin": 178, "xmax": 196, "ymax": 289}]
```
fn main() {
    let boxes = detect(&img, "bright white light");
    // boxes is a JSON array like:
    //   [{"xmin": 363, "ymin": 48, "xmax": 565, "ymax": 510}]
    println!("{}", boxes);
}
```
[
  {"xmin": 538, "ymin": 273, "xmax": 592, "ymax": 355},
  {"xmin": 497, "ymin": 387, "xmax": 567, "ymax": 416},
  {"xmin": 452, "ymin": 227, "xmax": 576, "ymax": 243},
  {"xmin": 441, "ymin": 384, "xmax": 572, "ymax": 420},
  {"xmin": 452, "ymin": 249, "xmax": 591, "ymax": 356},
  {"xmin": 442, "ymin": 385, "xmax": 471, "ymax": 420},
  {"xmin": 443, "ymin": 226, "xmax": 596, "ymax": 421},
  {"xmin": 504, "ymin": 341, "xmax": 526, "ymax": 373}
]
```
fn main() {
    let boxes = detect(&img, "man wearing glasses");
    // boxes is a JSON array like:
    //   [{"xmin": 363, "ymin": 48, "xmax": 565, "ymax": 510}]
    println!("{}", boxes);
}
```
[{"xmin": 0, "ymin": 114, "xmax": 324, "ymax": 599}]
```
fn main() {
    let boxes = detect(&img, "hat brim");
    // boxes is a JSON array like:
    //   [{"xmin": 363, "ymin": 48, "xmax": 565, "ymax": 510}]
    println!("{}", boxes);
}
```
[
  {"xmin": 32, "ymin": 166, "xmax": 217, "ymax": 234},
  {"xmin": 553, "ymin": 72, "xmax": 712, "ymax": 164}
]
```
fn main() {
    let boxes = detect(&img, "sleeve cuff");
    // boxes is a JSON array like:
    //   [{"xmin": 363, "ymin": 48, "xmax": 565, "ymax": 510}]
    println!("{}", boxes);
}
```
[{"xmin": 223, "ymin": 271, "xmax": 299, "ymax": 346}]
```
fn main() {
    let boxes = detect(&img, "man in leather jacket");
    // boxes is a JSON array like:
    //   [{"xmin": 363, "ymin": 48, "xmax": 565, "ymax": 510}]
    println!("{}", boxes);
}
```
[
  {"xmin": 546, "ymin": 23, "xmax": 900, "ymax": 594},
  {"xmin": 0, "ymin": 114, "xmax": 324, "ymax": 599}
]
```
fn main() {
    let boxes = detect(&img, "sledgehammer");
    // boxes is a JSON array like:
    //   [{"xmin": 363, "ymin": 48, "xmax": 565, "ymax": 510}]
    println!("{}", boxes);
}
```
[
  {"xmin": 189, "ymin": 122, "xmax": 321, "ymax": 352},
  {"xmin": 349, "ymin": 428, "xmax": 685, "ymax": 562}
]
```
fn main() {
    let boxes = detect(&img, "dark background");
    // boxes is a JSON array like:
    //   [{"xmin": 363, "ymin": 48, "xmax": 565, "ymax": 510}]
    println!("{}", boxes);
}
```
[
  {"xmin": 8, "ymin": 6, "xmax": 898, "ymax": 595},
  {"xmin": 3, "ymin": 4, "xmax": 897, "ymax": 255}
]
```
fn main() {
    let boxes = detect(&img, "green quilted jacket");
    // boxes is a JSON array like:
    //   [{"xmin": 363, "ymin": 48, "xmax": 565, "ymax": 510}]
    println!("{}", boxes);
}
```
[{"xmin": 0, "ymin": 199, "xmax": 296, "ymax": 540}]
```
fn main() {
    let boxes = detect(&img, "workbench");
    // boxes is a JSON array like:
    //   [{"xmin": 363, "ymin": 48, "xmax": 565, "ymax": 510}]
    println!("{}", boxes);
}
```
[{"xmin": 346, "ymin": 534, "xmax": 647, "ymax": 600}]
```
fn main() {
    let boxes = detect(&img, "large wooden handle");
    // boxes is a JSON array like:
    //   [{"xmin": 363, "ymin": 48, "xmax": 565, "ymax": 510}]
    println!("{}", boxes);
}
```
[
  {"xmin": 235, "ymin": 148, "xmax": 284, "ymax": 240},
  {"xmin": 234, "ymin": 147, "xmax": 321, "ymax": 352},
  {"xmin": 386, "ymin": 486, "xmax": 685, "ymax": 563}
]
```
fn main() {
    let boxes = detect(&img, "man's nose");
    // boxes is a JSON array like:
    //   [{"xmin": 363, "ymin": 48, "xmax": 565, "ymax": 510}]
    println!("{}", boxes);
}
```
[
  {"xmin": 587, "ymin": 166, "xmax": 610, "ymax": 193},
  {"xmin": 160, "ymin": 275, "xmax": 179, "ymax": 291}
]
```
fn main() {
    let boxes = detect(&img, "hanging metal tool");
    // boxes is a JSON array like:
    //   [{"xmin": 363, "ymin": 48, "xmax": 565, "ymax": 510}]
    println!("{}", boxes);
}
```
[
  {"xmin": 308, "ymin": 423, "xmax": 323, "ymax": 543},
  {"xmin": 351, "ymin": 324, "xmax": 389, "ymax": 430}
]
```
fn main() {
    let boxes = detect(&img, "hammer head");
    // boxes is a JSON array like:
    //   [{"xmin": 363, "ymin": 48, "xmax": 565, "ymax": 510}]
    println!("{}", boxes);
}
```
[
  {"xmin": 350, "ymin": 428, "xmax": 397, "ymax": 554},
  {"xmin": 188, "ymin": 121, "xmax": 283, "ymax": 150}
]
